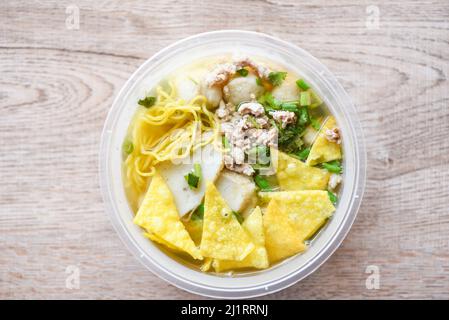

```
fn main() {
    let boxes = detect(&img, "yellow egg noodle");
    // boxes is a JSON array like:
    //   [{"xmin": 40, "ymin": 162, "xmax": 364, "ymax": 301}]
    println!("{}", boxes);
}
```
[{"xmin": 124, "ymin": 81, "xmax": 221, "ymax": 198}]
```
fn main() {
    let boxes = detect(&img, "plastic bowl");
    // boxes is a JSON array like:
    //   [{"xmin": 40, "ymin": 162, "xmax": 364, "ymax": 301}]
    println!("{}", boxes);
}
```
[{"xmin": 99, "ymin": 30, "xmax": 366, "ymax": 299}]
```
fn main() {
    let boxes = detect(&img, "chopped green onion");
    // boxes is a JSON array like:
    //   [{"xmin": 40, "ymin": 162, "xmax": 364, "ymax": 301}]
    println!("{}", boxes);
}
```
[
  {"xmin": 237, "ymin": 68, "xmax": 249, "ymax": 77},
  {"xmin": 122, "ymin": 139, "xmax": 134, "ymax": 155},
  {"xmin": 254, "ymin": 175, "xmax": 271, "ymax": 191},
  {"xmin": 300, "ymin": 91, "xmax": 311, "ymax": 106},
  {"xmin": 193, "ymin": 163, "xmax": 202, "ymax": 179},
  {"xmin": 232, "ymin": 211, "xmax": 244, "ymax": 224},
  {"xmin": 310, "ymin": 116, "xmax": 321, "ymax": 130},
  {"xmin": 138, "ymin": 96, "xmax": 156, "ymax": 108},
  {"xmin": 256, "ymin": 77, "xmax": 263, "ymax": 86},
  {"xmin": 309, "ymin": 89, "xmax": 323, "ymax": 108},
  {"xmin": 297, "ymin": 147, "xmax": 311, "ymax": 161},
  {"xmin": 322, "ymin": 160, "xmax": 342, "ymax": 173},
  {"xmin": 298, "ymin": 107, "xmax": 310, "ymax": 126},
  {"xmin": 184, "ymin": 172, "xmax": 200, "ymax": 189},
  {"xmin": 222, "ymin": 136, "xmax": 231, "ymax": 150},
  {"xmin": 268, "ymin": 71, "xmax": 287, "ymax": 86},
  {"xmin": 296, "ymin": 79, "xmax": 310, "ymax": 90},
  {"xmin": 280, "ymin": 101, "xmax": 298, "ymax": 112},
  {"xmin": 327, "ymin": 190, "xmax": 338, "ymax": 205}
]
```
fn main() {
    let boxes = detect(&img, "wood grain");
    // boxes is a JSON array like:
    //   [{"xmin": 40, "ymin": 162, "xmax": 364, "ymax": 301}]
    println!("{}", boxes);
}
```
[{"xmin": 1, "ymin": 0, "xmax": 448, "ymax": 299}]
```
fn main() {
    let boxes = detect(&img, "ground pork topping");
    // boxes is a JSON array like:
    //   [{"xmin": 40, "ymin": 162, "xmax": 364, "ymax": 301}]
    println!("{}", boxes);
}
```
[
  {"xmin": 238, "ymin": 102, "xmax": 265, "ymax": 117},
  {"xmin": 216, "ymin": 100, "xmax": 235, "ymax": 121},
  {"xmin": 205, "ymin": 56, "xmax": 271, "ymax": 87},
  {"xmin": 215, "ymin": 99, "xmax": 278, "ymax": 176},
  {"xmin": 269, "ymin": 110, "xmax": 297, "ymax": 128},
  {"xmin": 325, "ymin": 127, "xmax": 341, "ymax": 144},
  {"xmin": 233, "ymin": 55, "xmax": 271, "ymax": 79}
]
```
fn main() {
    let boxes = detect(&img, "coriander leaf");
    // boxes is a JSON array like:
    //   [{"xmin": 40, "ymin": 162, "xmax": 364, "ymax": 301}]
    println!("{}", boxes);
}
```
[
  {"xmin": 138, "ymin": 96, "xmax": 156, "ymax": 108},
  {"xmin": 237, "ymin": 68, "xmax": 249, "ymax": 77},
  {"xmin": 268, "ymin": 71, "xmax": 287, "ymax": 87},
  {"xmin": 256, "ymin": 77, "xmax": 263, "ymax": 86}
]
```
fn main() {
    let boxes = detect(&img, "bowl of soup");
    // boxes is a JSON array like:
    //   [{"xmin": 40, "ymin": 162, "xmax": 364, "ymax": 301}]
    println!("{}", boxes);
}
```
[{"xmin": 99, "ymin": 30, "xmax": 366, "ymax": 298}]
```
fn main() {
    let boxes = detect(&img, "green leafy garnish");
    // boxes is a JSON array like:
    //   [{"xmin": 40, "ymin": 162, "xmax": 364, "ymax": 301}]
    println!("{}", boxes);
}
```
[
  {"xmin": 310, "ymin": 116, "xmax": 321, "ymax": 130},
  {"xmin": 327, "ymin": 190, "xmax": 338, "ymax": 204},
  {"xmin": 193, "ymin": 163, "xmax": 202, "ymax": 179},
  {"xmin": 322, "ymin": 160, "xmax": 342, "ymax": 173},
  {"xmin": 300, "ymin": 91, "xmax": 311, "ymax": 106},
  {"xmin": 309, "ymin": 89, "xmax": 323, "ymax": 108},
  {"xmin": 268, "ymin": 71, "xmax": 287, "ymax": 86},
  {"xmin": 222, "ymin": 136, "xmax": 231, "ymax": 150},
  {"xmin": 258, "ymin": 92, "xmax": 280, "ymax": 112},
  {"xmin": 297, "ymin": 107, "xmax": 310, "ymax": 126},
  {"xmin": 280, "ymin": 101, "xmax": 298, "ymax": 112},
  {"xmin": 297, "ymin": 147, "xmax": 311, "ymax": 161},
  {"xmin": 296, "ymin": 79, "xmax": 310, "ymax": 90},
  {"xmin": 256, "ymin": 77, "xmax": 263, "ymax": 86},
  {"xmin": 254, "ymin": 175, "xmax": 272, "ymax": 191},
  {"xmin": 122, "ymin": 139, "xmax": 134, "ymax": 155},
  {"xmin": 232, "ymin": 211, "xmax": 244, "ymax": 224},
  {"xmin": 237, "ymin": 68, "xmax": 249, "ymax": 77},
  {"xmin": 138, "ymin": 96, "xmax": 156, "ymax": 108},
  {"xmin": 191, "ymin": 203, "xmax": 204, "ymax": 221},
  {"xmin": 184, "ymin": 172, "xmax": 200, "ymax": 189},
  {"xmin": 184, "ymin": 163, "xmax": 202, "ymax": 189}
]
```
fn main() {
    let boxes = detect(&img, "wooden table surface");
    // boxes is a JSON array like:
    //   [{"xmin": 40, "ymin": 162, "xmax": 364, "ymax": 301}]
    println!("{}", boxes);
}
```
[{"xmin": 1, "ymin": 0, "xmax": 448, "ymax": 300}]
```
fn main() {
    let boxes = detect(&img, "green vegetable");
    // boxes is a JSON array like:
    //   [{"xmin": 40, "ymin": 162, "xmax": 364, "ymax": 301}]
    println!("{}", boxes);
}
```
[
  {"xmin": 232, "ymin": 211, "xmax": 244, "ymax": 224},
  {"xmin": 327, "ymin": 190, "xmax": 338, "ymax": 205},
  {"xmin": 296, "ymin": 79, "xmax": 310, "ymax": 90},
  {"xmin": 184, "ymin": 172, "xmax": 200, "ymax": 189},
  {"xmin": 237, "ymin": 68, "xmax": 249, "ymax": 77},
  {"xmin": 280, "ymin": 101, "xmax": 298, "ymax": 112},
  {"xmin": 254, "ymin": 175, "xmax": 272, "ymax": 191},
  {"xmin": 138, "ymin": 96, "xmax": 156, "ymax": 108},
  {"xmin": 123, "ymin": 139, "xmax": 134, "ymax": 155},
  {"xmin": 300, "ymin": 91, "xmax": 311, "ymax": 106},
  {"xmin": 322, "ymin": 160, "xmax": 342, "ymax": 173},
  {"xmin": 297, "ymin": 147, "xmax": 311, "ymax": 161},
  {"xmin": 256, "ymin": 78, "xmax": 263, "ymax": 86},
  {"xmin": 309, "ymin": 89, "xmax": 323, "ymax": 108},
  {"xmin": 222, "ymin": 136, "xmax": 231, "ymax": 150},
  {"xmin": 191, "ymin": 203, "xmax": 204, "ymax": 220},
  {"xmin": 258, "ymin": 92, "xmax": 281, "ymax": 112},
  {"xmin": 268, "ymin": 71, "xmax": 287, "ymax": 86},
  {"xmin": 297, "ymin": 107, "xmax": 310, "ymax": 126},
  {"xmin": 193, "ymin": 163, "xmax": 202, "ymax": 179},
  {"xmin": 310, "ymin": 116, "xmax": 321, "ymax": 130}
]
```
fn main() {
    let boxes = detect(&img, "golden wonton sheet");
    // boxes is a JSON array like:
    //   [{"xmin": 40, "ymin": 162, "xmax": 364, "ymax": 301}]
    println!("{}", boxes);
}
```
[
  {"xmin": 263, "ymin": 199, "xmax": 306, "ymax": 263},
  {"xmin": 273, "ymin": 149, "xmax": 330, "ymax": 190},
  {"xmin": 212, "ymin": 207, "xmax": 269, "ymax": 272},
  {"xmin": 200, "ymin": 182, "xmax": 255, "ymax": 261},
  {"xmin": 306, "ymin": 116, "xmax": 342, "ymax": 166},
  {"xmin": 260, "ymin": 191, "xmax": 335, "ymax": 241},
  {"xmin": 133, "ymin": 173, "xmax": 202, "ymax": 260}
]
